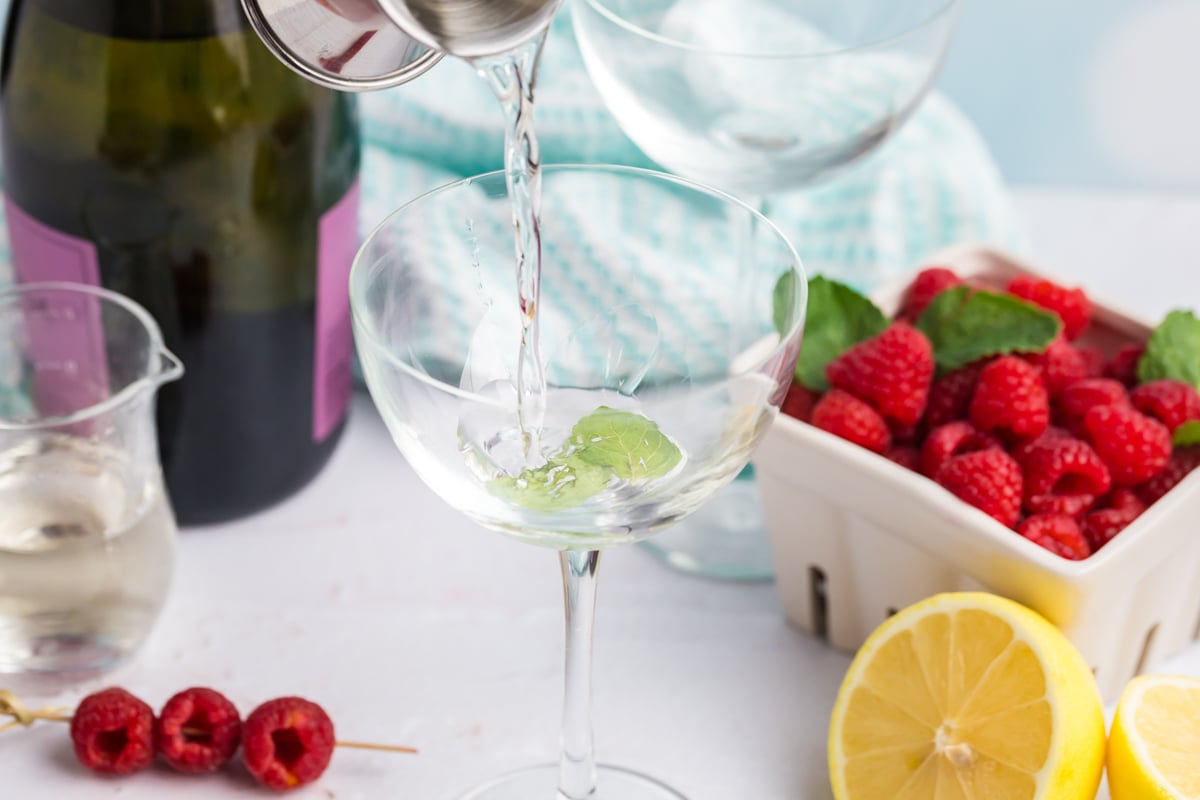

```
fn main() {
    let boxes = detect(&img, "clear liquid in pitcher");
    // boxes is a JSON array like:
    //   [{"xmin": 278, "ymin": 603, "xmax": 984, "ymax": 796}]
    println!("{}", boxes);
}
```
[{"xmin": 0, "ymin": 435, "xmax": 175, "ymax": 679}]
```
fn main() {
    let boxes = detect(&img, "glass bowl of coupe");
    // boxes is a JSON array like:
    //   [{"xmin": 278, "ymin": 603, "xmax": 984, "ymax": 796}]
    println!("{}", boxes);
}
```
[{"xmin": 352, "ymin": 164, "xmax": 806, "ymax": 799}]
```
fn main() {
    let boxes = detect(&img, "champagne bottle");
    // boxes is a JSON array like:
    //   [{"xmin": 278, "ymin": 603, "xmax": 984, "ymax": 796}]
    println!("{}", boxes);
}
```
[{"xmin": 1, "ymin": 0, "xmax": 362, "ymax": 525}]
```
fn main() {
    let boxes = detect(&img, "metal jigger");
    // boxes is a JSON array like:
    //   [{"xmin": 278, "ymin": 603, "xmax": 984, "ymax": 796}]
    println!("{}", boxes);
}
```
[{"xmin": 242, "ymin": 0, "xmax": 564, "ymax": 91}]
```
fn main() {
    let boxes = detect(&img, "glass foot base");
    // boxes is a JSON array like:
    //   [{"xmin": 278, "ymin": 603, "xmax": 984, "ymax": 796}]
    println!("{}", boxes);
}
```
[
  {"xmin": 458, "ymin": 764, "xmax": 686, "ymax": 799},
  {"xmin": 639, "ymin": 468, "xmax": 774, "ymax": 582}
]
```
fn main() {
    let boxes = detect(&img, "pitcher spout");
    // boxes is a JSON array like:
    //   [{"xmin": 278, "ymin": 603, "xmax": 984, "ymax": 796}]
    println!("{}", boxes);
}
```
[{"xmin": 155, "ymin": 348, "xmax": 185, "ymax": 387}]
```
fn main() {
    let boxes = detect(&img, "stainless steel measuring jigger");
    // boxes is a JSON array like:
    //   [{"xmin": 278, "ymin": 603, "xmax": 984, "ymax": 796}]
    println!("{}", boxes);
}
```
[{"xmin": 242, "ymin": 0, "xmax": 564, "ymax": 90}]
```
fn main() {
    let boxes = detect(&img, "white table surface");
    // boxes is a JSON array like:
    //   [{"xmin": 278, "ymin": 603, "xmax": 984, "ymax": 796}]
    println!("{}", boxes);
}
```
[{"xmin": 2, "ymin": 188, "xmax": 1199, "ymax": 799}]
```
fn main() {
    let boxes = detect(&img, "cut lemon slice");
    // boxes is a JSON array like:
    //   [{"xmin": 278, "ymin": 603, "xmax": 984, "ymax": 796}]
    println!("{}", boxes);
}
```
[
  {"xmin": 828, "ymin": 592, "xmax": 1105, "ymax": 800},
  {"xmin": 1108, "ymin": 674, "xmax": 1200, "ymax": 799}
]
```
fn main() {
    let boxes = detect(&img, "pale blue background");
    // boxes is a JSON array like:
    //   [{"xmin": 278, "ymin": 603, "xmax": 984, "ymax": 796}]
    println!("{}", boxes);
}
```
[
  {"xmin": 936, "ymin": 0, "xmax": 1200, "ymax": 189},
  {"xmin": 2, "ymin": 0, "xmax": 1196, "ymax": 190}
]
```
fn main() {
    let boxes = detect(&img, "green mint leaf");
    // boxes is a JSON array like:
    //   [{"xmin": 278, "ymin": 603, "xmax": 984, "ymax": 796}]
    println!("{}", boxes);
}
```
[
  {"xmin": 1174, "ymin": 420, "xmax": 1200, "ymax": 448},
  {"xmin": 487, "ymin": 406, "xmax": 682, "ymax": 511},
  {"xmin": 490, "ymin": 460, "xmax": 611, "ymax": 512},
  {"xmin": 772, "ymin": 270, "xmax": 799, "ymax": 336},
  {"xmin": 793, "ymin": 277, "xmax": 888, "ymax": 392},
  {"xmin": 568, "ymin": 406, "xmax": 682, "ymax": 481},
  {"xmin": 1138, "ymin": 310, "xmax": 1200, "ymax": 389},
  {"xmin": 917, "ymin": 287, "xmax": 1061, "ymax": 370}
]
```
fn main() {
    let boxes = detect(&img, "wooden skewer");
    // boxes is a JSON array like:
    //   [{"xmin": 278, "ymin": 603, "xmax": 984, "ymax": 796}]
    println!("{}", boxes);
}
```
[
  {"xmin": 0, "ymin": 713, "xmax": 72, "ymax": 734},
  {"xmin": 0, "ymin": 690, "xmax": 73, "ymax": 734},
  {"xmin": 1, "ymin": 690, "xmax": 418, "ymax": 755},
  {"xmin": 176, "ymin": 727, "xmax": 419, "ymax": 755},
  {"xmin": 333, "ymin": 740, "xmax": 419, "ymax": 754}
]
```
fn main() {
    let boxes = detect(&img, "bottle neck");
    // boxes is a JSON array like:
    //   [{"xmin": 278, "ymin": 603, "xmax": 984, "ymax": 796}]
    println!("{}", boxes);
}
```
[{"xmin": 26, "ymin": 0, "xmax": 248, "ymax": 40}]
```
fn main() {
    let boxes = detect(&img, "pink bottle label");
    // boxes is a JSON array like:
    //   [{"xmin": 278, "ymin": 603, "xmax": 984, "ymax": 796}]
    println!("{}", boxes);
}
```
[
  {"xmin": 4, "ymin": 196, "xmax": 110, "ymax": 417},
  {"xmin": 5, "ymin": 185, "xmax": 359, "ymax": 437},
  {"xmin": 313, "ymin": 180, "xmax": 361, "ymax": 442}
]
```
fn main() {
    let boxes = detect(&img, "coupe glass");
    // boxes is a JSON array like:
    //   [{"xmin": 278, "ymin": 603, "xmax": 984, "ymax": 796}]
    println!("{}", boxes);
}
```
[
  {"xmin": 573, "ymin": 0, "xmax": 959, "ymax": 579},
  {"xmin": 350, "ymin": 164, "xmax": 806, "ymax": 799}
]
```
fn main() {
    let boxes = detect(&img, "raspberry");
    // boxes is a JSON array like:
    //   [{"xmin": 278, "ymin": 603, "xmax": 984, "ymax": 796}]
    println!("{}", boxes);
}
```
[
  {"xmin": 1107, "ymin": 486, "xmax": 1147, "ymax": 515},
  {"xmin": 1104, "ymin": 344, "xmax": 1145, "ymax": 387},
  {"xmin": 1082, "ymin": 489, "xmax": 1146, "ymax": 551},
  {"xmin": 920, "ymin": 421, "xmax": 1002, "ymax": 478},
  {"xmin": 811, "ymin": 390, "xmax": 891, "ymax": 454},
  {"xmin": 889, "ymin": 420, "xmax": 921, "ymax": 447},
  {"xmin": 1023, "ymin": 337, "xmax": 1088, "ymax": 397},
  {"xmin": 886, "ymin": 446, "xmax": 921, "ymax": 472},
  {"xmin": 69, "ymin": 688, "xmax": 156, "ymax": 776},
  {"xmin": 1018, "ymin": 436, "xmax": 1111, "ymax": 517},
  {"xmin": 1137, "ymin": 446, "xmax": 1200, "ymax": 505},
  {"xmin": 780, "ymin": 382, "xmax": 819, "ymax": 423},
  {"xmin": 1131, "ymin": 379, "xmax": 1200, "ymax": 432},
  {"xmin": 1017, "ymin": 514, "xmax": 1091, "ymax": 560},
  {"xmin": 826, "ymin": 322, "xmax": 934, "ymax": 427},
  {"xmin": 1006, "ymin": 274, "xmax": 1091, "ymax": 340},
  {"xmin": 1011, "ymin": 426, "xmax": 1074, "ymax": 464},
  {"xmin": 901, "ymin": 266, "xmax": 963, "ymax": 320},
  {"xmin": 1077, "ymin": 346, "xmax": 1105, "ymax": 378},
  {"xmin": 969, "ymin": 356, "xmax": 1050, "ymax": 440},
  {"xmin": 1083, "ymin": 405, "xmax": 1172, "ymax": 486},
  {"xmin": 923, "ymin": 362, "xmax": 984, "ymax": 430},
  {"xmin": 1056, "ymin": 378, "xmax": 1129, "ymax": 429},
  {"xmin": 935, "ymin": 450, "xmax": 1023, "ymax": 527},
  {"xmin": 242, "ymin": 697, "xmax": 336, "ymax": 792},
  {"xmin": 156, "ymin": 687, "xmax": 242, "ymax": 774}
]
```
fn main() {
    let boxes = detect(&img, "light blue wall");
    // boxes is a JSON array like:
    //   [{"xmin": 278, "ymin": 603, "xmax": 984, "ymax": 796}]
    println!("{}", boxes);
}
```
[
  {"xmin": 935, "ymin": 0, "xmax": 1200, "ymax": 189},
  {"xmin": 1, "ymin": 0, "xmax": 1191, "ymax": 189}
]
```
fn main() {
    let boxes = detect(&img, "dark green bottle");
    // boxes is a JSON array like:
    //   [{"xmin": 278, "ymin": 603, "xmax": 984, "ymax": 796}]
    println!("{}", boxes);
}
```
[{"xmin": 1, "ymin": 0, "xmax": 363, "ymax": 525}]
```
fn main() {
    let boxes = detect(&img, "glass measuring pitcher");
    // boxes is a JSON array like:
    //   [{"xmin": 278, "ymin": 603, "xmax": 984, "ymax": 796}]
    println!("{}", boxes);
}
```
[{"xmin": 0, "ymin": 283, "xmax": 182, "ymax": 684}]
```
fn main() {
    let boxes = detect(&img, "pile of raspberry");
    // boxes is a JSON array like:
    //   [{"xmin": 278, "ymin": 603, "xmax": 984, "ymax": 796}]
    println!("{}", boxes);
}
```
[
  {"xmin": 782, "ymin": 267, "xmax": 1200, "ymax": 560},
  {"xmin": 69, "ymin": 687, "xmax": 335, "ymax": 792}
]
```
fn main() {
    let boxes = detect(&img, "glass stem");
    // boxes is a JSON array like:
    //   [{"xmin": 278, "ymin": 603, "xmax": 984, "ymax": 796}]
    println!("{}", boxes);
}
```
[{"xmin": 557, "ymin": 549, "xmax": 601, "ymax": 799}]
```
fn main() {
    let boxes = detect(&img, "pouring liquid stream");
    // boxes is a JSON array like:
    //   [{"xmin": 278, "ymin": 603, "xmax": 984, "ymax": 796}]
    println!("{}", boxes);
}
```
[{"xmin": 475, "ymin": 33, "xmax": 549, "ymax": 465}]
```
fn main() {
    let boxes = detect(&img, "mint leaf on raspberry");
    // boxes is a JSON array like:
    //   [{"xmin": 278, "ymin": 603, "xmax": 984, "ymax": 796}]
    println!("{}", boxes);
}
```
[
  {"xmin": 1138, "ymin": 310, "xmax": 1200, "ymax": 390},
  {"xmin": 916, "ymin": 287, "xmax": 1061, "ymax": 370},
  {"xmin": 1175, "ymin": 420, "xmax": 1200, "ymax": 447},
  {"xmin": 791, "ymin": 277, "xmax": 887, "ymax": 391}
]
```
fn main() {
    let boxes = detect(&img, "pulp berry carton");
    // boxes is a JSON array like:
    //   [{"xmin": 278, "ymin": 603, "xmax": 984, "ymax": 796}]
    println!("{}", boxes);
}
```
[{"xmin": 755, "ymin": 245, "xmax": 1200, "ymax": 702}]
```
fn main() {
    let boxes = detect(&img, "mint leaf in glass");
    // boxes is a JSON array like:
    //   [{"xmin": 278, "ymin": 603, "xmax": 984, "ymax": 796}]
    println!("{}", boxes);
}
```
[
  {"xmin": 488, "ymin": 406, "xmax": 682, "ymax": 511},
  {"xmin": 917, "ymin": 287, "xmax": 1061, "ymax": 371},
  {"xmin": 568, "ymin": 406, "xmax": 683, "ymax": 481},
  {"xmin": 491, "ymin": 460, "xmax": 613, "ymax": 512},
  {"xmin": 1174, "ymin": 420, "xmax": 1200, "ymax": 448},
  {"xmin": 1139, "ymin": 310, "xmax": 1200, "ymax": 390},
  {"xmin": 791, "ymin": 277, "xmax": 888, "ymax": 392}
]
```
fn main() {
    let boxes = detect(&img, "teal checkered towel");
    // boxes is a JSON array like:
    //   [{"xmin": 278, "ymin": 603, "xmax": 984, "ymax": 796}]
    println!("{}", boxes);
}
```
[
  {"xmin": 0, "ymin": 5, "xmax": 1026, "ymax": 389},
  {"xmin": 354, "ymin": 9, "xmax": 1027, "ymax": 289}
]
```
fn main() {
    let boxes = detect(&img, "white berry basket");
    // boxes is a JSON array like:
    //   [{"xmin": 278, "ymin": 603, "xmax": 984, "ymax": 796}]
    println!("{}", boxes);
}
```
[{"xmin": 754, "ymin": 244, "xmax": 1200, "ymax": 702}]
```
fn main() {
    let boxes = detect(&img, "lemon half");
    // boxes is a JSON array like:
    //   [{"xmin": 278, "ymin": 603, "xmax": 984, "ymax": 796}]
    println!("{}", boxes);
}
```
[
  {"xmin": 828, "ymin": 592, "xmax": 1106, "ymax": 800},
  {"xmin": 1108, "ymin": 674, "xmax": 1200, "ymax": 799}
]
